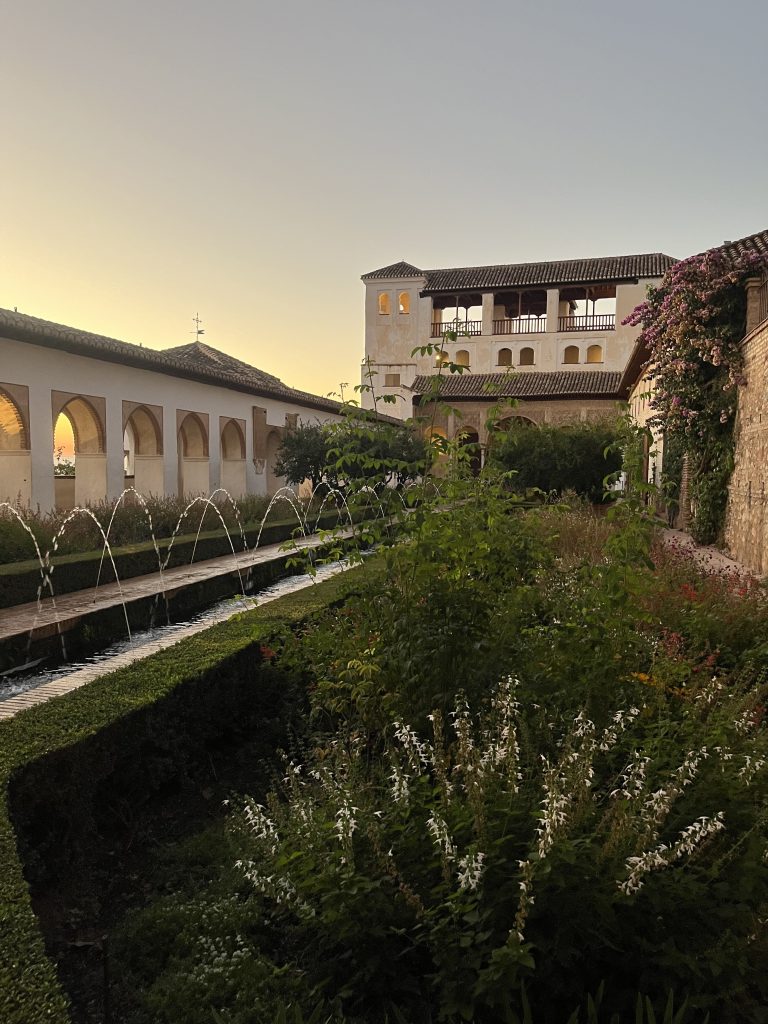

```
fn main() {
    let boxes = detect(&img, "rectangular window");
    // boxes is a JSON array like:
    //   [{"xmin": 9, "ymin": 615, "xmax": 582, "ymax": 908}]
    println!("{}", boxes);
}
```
[{"xmin": 384, "ymin": 373, "xmax": 401, "ymax": 387}]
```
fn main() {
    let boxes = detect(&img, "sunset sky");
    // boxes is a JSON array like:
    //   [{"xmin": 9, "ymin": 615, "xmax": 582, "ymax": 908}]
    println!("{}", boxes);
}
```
[{"xmin": 3, "ymin": 0, "xmax": 768, "ymax": 401}]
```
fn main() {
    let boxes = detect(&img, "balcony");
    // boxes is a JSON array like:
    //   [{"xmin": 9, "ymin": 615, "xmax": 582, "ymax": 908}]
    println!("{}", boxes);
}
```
[
  {"xmin": 558, "ymin": 314, "xmax": 615, "ymax": 332},
  {"xmin": 493, "ymin": 318, "xmax": 547, "ymax": 335},
  {"xmin": 431, "ymin": 320, "xmax": 483, "ymax": 338}
]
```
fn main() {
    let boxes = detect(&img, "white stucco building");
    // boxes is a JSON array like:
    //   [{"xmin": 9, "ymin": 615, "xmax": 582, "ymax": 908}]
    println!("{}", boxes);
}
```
[
  {"xmin": 0, "ymin": 308, "xmax": 345, "ymax": 512},
  {"xmin": 360, "ymin": 252, "xmax": 675, "ymax": 421}
]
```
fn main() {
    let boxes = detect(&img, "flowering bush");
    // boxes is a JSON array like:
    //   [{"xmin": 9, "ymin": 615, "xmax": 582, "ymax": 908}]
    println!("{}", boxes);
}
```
[
  {"xmin": 625, "ymin": 247, "xmax": 766, "ymax": 542},
  {"xmin": 227, "ymin": 673, "xmax": 768, "ymax": 1022}
]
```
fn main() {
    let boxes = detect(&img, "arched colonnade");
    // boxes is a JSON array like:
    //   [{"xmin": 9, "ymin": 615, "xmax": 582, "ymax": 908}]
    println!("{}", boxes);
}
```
[{"xmin": 0, "ymin": 382, "xmax": 300, "ymax": 511}]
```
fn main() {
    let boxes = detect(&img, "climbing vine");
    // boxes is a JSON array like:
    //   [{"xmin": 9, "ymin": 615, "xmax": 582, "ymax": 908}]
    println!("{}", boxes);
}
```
[{"xmin": 624, "ymin": 246, "xmax": 766, "ymax": 543}]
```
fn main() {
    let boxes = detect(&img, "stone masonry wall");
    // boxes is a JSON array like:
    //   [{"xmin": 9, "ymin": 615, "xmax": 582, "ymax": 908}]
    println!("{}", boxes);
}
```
[{"xmin": 724, "ymin": 319, "xmax": 768, "ymax": 573}]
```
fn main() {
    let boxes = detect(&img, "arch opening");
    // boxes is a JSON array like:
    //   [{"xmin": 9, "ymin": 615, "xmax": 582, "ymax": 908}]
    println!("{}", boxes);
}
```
[
  {"xmin": 455, "ymin": 426, "xmax": 481, "ymax": 477},
  {"xmin": 178, "ymin": 412, "xmax": 210, "ymax": 497},
  {"xmin": 221, "ymin": 419, "xmax": 246, "ymax": 461},
  {"xmin": 497, "ymin": 348, "xmax": 512, "ymax": 367},
  {"xmin": 0, "ymin": 391, "xmax": 27, "ymax": 451},
  {"xmin": 179, "ymin": 413, "xmax": 208, "ymax": 458},
  {"xmin": 519, "ymin": 346, "xmax": 535, "ymax": 366},
  {"xmin": 53, "ymin": 397, "xmax": 106, "ymax": 509}
]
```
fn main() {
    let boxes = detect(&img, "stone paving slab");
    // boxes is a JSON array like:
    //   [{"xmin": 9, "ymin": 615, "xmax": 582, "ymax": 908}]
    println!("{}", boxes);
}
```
[{"xmin": 0, "ymin": 529, "xmax": 350, "ymax": 645}]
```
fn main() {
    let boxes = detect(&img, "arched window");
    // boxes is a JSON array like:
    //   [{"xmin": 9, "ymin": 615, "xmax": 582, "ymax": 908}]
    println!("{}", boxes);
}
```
[
  {"xmin": 178, "ymin": 412, "xmax": 208, "ymax": 457},
  {"xmin": 398, "ymin": 291, "xmax": 410, "ymax": 314},
  {"xmin": 378, "ymin": 292, "xmax": 391, "ymax": 315},
  {"xmin": 497, "ymin": 348, "xmax": 512, "ymax": 366},
  {"xmin": 55, "ymin": 397, "xmax": 105, "ymax": 456},
  {"xmin": 435, "ymin": 348, "xmax": 449, "ymax": 367},
  {"xmin": 455, "ymin": 349, "xmax": 470, "ymax": 367},
  {"xmin": 221, "ymin": 419, "xmax": 246, "ymax": 460},
  {"xmin": 563, "ymin": 345, "xmax": 580, "ymax": 365},
  {"xmin": 124, "ymin": 405, "xmax": 161, "ymax": 457},
  {"xmin": 0, "ymin": 390, "xmax": 27, "ymax": 451},
  {"xmin": 519, "ymin": 347, "xmax": 535, "ymax": 366},
  {"xmin": 586, "ymin": 344, "xmax": 603, "ymax": 364}
]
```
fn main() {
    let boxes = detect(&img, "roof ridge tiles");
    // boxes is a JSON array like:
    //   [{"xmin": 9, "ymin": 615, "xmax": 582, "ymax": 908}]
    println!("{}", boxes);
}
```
[{"xmin": 423, "ymin": 251, "xmax": 674, "ymax": 275}]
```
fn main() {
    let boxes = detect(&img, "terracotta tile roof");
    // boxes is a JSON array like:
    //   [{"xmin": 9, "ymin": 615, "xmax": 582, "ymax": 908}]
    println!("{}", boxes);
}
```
[
  {"xmin": 162, "ymin": 340, "xmax": 286, "ymax": 391},
  {"xmin": 363, "ymin": 253, "xmax": 675, "ymax": 292},
  {"xmin": 0, "ymin": 307, "xmax": 343, "ymax": 414},
  {"xmin": 721, "ymin": 228, "xmax": 768, "ymax": 263},
  {"xmin": 411, "ymin": 370, "xmax": 622, "ymax": 401},
  {"xmin": 421, "ymin": 254, "xmax": 676, "ymax": 294},
  {"xmin": 361, "ymin": 261, "xmax": 424, "ymax": 280}
]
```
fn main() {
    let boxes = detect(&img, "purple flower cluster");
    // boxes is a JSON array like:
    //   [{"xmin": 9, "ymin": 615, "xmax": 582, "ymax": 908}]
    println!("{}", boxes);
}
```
[{"xmin": 624, "ymin": 248, "xmax": 767, "ymax": 445}]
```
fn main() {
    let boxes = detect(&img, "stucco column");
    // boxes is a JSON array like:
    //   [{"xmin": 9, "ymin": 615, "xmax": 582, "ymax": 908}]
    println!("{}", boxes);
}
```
[
  {"xmin": 545, "ymin": 289, "xmax": 560, "ymax": 333},
  {"xmin": 209, "ymin": 426, "xmax": 221, "ymax": 493},
  {"xmin": 162, "ymin": 405, "xmax": 178, "ymax": 497},
  {"xmin": 482, "ymin": 292, "xmax": 495, "ymax": 337},
  {"xmin": 28, "ymin": 384, "xmax": 55, "ymax": 513},
  {"xmin": 106, "ymin": 397, "xmax": 125, "ymax": 500}
]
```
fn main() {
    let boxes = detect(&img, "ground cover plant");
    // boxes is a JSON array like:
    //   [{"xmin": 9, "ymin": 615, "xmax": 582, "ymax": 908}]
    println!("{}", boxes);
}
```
[{"xmin": 105, "ymin": 408, "xmax": 768, "ymax": 1024}]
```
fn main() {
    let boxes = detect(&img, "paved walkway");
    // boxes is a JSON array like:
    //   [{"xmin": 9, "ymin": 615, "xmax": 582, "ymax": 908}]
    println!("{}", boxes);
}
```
[
  {"xmin": 659, "ymin": 528, "xmax": 759, "ymax": 578},
  {"xmin": 0, "ymin": 530, "xmax": 348, "ymax": 646}
]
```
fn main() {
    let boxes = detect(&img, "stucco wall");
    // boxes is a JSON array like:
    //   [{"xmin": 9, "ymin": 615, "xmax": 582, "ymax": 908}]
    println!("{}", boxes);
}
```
[
  {"xmin": 221, "ymin": 459, "xmax": 247, "ymax": 498},
  {"xmin": 132, "ymin": 455, "xmax": 164, "ymax": 498},
  {"xmin": 724, "ymin": 319, "xmax": 768, "ymax": 573},
  {"xmin": 0, "ymin": 451, "xmax": 32, "ymax": 507}
]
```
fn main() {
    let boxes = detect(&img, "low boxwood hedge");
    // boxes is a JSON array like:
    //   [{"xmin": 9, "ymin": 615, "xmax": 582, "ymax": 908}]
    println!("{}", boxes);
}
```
[
  {"xmin": 0, "ymin": 508, "xmax": 354, "ymax": 609},
  {"xmin": 0, "ymin": 564, "xmax": 374, "ymax": 1024}
]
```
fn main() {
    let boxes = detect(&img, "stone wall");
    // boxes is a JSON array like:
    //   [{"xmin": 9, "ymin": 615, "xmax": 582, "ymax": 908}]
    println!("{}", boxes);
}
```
[{"xmin": 724, "ymin": 317, "xmax": 768, "ymax": 573}]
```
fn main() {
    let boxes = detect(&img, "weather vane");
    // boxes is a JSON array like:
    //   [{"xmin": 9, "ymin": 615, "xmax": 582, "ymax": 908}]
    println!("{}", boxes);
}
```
[{"xmin": 191, "ymin": 313, "xmax": 205, "ymax": 341}]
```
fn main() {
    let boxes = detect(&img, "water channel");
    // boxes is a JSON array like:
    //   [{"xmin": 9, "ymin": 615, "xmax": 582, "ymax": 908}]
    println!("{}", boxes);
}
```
[{"xmin": 0, "ymin": 557, "xmax": 351, "ymax": 704}]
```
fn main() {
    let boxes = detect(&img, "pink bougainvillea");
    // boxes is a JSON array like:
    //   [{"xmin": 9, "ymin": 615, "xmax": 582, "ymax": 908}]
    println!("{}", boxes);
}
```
[{"xmin": 625, "ymin": 246, "xmax": 766, "ymax": 541}]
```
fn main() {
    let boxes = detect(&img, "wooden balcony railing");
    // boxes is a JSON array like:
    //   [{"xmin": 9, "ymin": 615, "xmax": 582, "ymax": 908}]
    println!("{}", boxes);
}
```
[
  {"xmin": 430, "ymin": 320, "xmax": 483, "ymax": 338},
  {"xmin": 493, "ymin": 318, "xmax": 547, "ymax": 335},
  {"xmin": 558, "ymin": 314, "xmax": 615, "ymax": 332}
]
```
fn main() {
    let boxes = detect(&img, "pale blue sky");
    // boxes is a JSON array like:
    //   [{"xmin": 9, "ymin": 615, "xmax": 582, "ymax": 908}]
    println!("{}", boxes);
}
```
[{"xmin": 2, "ymin": 0, "xmax": 766, "ymax": 395}]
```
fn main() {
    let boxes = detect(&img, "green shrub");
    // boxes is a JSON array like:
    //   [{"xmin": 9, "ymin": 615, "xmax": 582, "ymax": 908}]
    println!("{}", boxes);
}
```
[{"xmin": 489, "ymin": 421, "xmax": 621, "ymax": 502}]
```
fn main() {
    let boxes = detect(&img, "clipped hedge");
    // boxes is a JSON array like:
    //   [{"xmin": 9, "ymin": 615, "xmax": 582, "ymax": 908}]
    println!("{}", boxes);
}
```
[
  {"xmin": 0, "ymin": 508, "xmax": 353, "ymax": 609},
  {"xmin": 0, "ymin": 564, "xmax": 373, "ymax": 1024}
]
